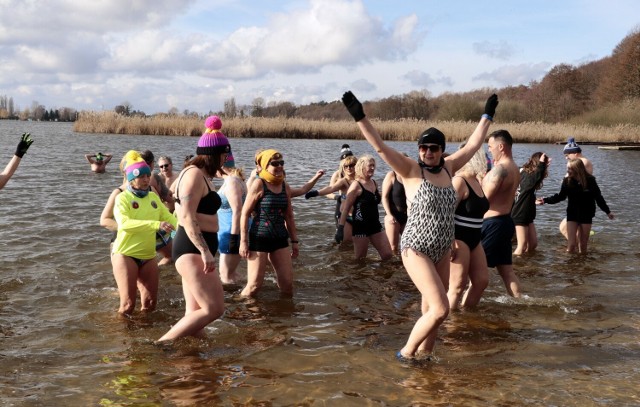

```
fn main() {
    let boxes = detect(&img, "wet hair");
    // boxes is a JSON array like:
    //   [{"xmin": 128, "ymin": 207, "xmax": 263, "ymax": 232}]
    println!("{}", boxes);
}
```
[
  {"xmin": 566, "ymin": 158, "xmax": 588, "ymax": 190},
  {"xmin": 355, "ymin": 154, "xmax": 375, "ymax": 178},
  {"xmin": 183, "ymin": 155, "xmax": 194, "ymax": 167},
  {"xmin": 456, "ymin": 143, "xmax": 487, "ymax": 176},
  {"xmin": 141, "ymin": 150, "xmax": 154, "ymax": 165},
  {"xmin": 522, "ymin": 152, "xmax": 548, "ymax": 190},
  {"xmin": 190, "ymin": 153, "xmax": 226, "ymax": 178},
  {"xmin": 489, "ymin": 129, "xmax": 513, "ymax": 148}
]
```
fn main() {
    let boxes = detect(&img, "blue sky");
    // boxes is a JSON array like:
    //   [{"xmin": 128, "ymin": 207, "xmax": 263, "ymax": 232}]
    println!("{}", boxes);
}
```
[{"xmin": 0, "ymin": 0, "xmax": 638, "ymax": 115}]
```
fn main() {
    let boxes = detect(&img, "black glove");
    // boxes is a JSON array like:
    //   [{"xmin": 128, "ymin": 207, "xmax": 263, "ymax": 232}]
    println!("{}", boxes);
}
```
[
  {"xmin": 228, "ymin": 234, "xmax": 240, "ymax": 254},
  {"xmin": 335, "ymin": 224, "xmax": 344, "ymax": 244},
  {"xmin": 15, "ymin": 133, "xmax": 34, "ymax": 158},
  {"xmin": 305, "ymin": 190, "xmax": 319, "ymax": 199},
  {"xmin": 342, "ymin": 91, "xmax": 366, "ymax": 122},
  {"xmin": 484, "ymin": 94, "xmax": 499, "ymax": 118}
]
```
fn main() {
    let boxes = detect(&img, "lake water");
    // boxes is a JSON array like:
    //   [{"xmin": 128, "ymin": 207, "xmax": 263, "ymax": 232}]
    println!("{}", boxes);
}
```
[{"xmin": 0, "ymin": 121, "xmax": 638, "ymax": 406}]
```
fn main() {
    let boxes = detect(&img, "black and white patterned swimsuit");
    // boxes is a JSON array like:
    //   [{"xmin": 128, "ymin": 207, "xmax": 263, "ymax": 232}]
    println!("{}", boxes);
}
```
[{"xmin": 400, "ymin": 167, "xmax": 457, "ymax": 263}]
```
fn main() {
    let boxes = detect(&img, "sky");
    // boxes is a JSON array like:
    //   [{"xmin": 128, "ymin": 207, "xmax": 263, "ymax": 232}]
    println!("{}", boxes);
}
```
[{"xmin": 1, "ymin": 0, "xmax": 638, "ymax": 115}]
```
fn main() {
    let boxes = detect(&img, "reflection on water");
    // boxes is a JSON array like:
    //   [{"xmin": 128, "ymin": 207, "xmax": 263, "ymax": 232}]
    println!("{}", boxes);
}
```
[{"xmin": 0, "ymin": 121, "xmax": 639, "ymax": 405}]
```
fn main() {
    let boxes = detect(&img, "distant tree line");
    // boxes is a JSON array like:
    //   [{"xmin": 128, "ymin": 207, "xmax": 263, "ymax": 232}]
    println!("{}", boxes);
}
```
[{"xmin": 0, "ymin": 95, "xmax": 77, "ymax": 122}]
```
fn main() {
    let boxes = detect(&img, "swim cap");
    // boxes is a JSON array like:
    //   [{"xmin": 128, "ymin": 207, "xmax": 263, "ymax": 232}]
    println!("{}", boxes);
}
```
[
  {"xmin": 197, "ymin": 115, "xmax": 231, "ymax": 155},
  {"xmin": 418, "ymin": 127, "xmax": 446, "ymax": 152},
  {"xmin": 96, "ymin": 152, "xmax": 104, "ymax": 162},
  {"xmin": 340, "ymin": 144, "xmax": 354, "ymax": 160},
  {"xmin": 124, "ymin": 150, "xmax": 151, "ymax": 181},
  {"xmin": 563, "ymin": 137, "xmax": 581, "ymax": 154},
  {"xmin": 224, "ymin": 151, "xmax": 235, "ymax": 168}
]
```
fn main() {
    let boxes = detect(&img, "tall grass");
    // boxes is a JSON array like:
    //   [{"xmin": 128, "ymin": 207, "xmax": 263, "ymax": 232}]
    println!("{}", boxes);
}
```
[{"xmin": 74, "ymin": 111, "xmax": 640, "ymax": 144}]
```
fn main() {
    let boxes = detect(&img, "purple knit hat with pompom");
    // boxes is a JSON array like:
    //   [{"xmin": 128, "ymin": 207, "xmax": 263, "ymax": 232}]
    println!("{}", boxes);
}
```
[{"xmin": 197, "ymin": 115, "xmax": 231, "ymax": 156}]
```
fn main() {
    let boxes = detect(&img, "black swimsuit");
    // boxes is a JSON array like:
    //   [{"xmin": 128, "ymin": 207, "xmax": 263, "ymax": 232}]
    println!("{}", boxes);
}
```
[
  {"xmin": 172, "ymin": 167, "xmax": 222, "ymax": 261},
  {"xmin": 454, "ymin": 178, "xmax": 489, "ymax": 250}
]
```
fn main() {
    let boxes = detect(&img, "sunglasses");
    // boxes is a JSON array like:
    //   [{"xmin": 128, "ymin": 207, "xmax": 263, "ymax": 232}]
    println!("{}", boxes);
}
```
[
  {"xmin": 420, "ymin": 144, "xmax": 441, "ymax": 153},
  {"xmin": 269, "ymin": 160, "xmax": 285, "ymax": 167},
  {"xmin": 159, "ymin": 164, "xmax": 170, "ymax": 169}
]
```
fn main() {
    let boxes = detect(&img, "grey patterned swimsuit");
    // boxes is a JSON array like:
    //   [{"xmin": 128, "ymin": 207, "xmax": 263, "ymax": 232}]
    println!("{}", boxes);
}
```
[{"xmin": 400, "ymin": 166, "xmax": 457, "ymax": 263}]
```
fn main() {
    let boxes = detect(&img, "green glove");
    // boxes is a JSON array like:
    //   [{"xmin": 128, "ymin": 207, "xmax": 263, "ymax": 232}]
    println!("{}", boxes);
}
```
[{"xmin": 15, "ymin": 133, "xmax": 34, "ymax": 158}]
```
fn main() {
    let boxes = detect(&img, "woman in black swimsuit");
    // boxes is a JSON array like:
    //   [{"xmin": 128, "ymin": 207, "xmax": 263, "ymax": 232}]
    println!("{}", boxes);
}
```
[
  {"xmin": 448, "ymin": 147, "xmax": 490, "ymax": 310},
  {"xmin": 158, "ymin": 115, "xmax": 230, "ymax": 342},
  {"xmin": 337, "ymin": 155, "xmax": 392, "ymax": 260}
]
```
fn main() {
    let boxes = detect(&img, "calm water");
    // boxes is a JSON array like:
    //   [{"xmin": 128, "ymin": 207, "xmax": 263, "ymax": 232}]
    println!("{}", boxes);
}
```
[{"xmin": 0, "ymin": 121, "xmax": 638, "ymax": 406}]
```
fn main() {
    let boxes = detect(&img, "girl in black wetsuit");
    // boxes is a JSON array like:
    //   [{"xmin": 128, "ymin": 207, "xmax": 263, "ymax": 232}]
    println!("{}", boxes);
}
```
[
  {"xmin": 537, "ymin": 158, "xmax": 615, "ymax": 254},
  {"xmin": 512, "ymin": 152, "xmax": 550, "ymax": 255},
  {"xmin": 336, "ymin": 155, "xmax": 392, "ymax": 260}
]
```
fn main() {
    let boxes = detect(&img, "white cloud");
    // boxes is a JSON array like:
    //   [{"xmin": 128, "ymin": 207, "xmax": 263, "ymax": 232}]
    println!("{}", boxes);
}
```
[
  {"xmin": 472, "ymin": 40, "xmax": 516, "ymax": 60},
  {"xmin": 472, "ymin": 62, "xmax": 551, "ymax": 87}
]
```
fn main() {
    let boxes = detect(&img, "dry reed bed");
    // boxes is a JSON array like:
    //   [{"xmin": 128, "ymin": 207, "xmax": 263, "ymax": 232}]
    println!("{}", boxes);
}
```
[{"xmin": 74, "ymin": 111, "xmax": 640, "ymax": 144}]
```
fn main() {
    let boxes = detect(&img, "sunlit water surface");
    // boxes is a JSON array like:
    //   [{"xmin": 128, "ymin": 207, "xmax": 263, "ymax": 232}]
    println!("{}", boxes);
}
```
[{"xmin": 0, "ymin": 121, "xmax": 638, "ymax": 406}]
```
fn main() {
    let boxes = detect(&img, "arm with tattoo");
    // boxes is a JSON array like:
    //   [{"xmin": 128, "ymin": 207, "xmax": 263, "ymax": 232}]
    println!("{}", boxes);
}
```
[{"xmin": 483, "ymin": 164, "xmax": 507, "ymax": 201}]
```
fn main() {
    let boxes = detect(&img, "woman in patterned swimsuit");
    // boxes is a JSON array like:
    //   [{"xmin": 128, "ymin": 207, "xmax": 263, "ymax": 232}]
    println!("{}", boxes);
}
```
[
  {"xmin": 240, "ymin": 149, "xmax": 299, "ymax": 298},
  {"xmin": 342, "ymin": 91, "xmax": 498, "ymax": 362}
]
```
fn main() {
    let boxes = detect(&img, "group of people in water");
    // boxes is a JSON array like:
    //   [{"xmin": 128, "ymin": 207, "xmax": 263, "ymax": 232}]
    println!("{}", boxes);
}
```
[{"xmin": 82, "ymin": 92, "xmax": 614, "ymax": 362}]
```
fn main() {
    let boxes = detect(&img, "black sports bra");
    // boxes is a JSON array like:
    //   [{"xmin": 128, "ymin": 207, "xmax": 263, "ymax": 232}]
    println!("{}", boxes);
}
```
[{"xmin": 175, "ymin": 167, "xmax": 221, "ymax": 215}]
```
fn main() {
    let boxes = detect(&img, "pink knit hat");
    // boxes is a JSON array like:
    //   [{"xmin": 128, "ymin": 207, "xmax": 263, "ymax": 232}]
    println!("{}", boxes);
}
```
[{"xmin": 197, "ymin": 115, "xmax": 231, "ymax": 156}]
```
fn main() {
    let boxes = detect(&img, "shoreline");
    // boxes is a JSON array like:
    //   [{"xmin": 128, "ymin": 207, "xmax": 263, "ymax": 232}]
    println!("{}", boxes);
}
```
[{"xmin": 70, "ymin": 113, "xmax": 640, "ymax": 145}]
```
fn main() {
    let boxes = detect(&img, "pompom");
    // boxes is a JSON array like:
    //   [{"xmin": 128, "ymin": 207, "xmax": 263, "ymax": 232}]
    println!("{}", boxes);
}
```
[{"xmin": 205, "ymin": 115, "xmax": 222, "ymax": 130}]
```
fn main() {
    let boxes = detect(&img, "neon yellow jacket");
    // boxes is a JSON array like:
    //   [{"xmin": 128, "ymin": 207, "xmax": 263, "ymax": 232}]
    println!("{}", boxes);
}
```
[{"xmin": 112, "ymin": 190, "xmax": 177, "ymax": 259}]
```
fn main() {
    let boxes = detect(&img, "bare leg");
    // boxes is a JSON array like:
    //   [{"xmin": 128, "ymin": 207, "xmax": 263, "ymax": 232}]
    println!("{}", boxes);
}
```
[
  {"xmin": 448, "ymin": 240, "xmax": 470, "ymax": 310},
  {"xmin": 398, "ymin": 250, "xmax": 449, "ymax": 358},
  {"xmin": 157, "ymin": 242, "xmax": 172, "ymax": 266},
  {"xmin": 513, "ymin": 225, "xmax": 529, "ymax": 255},
  {"xmin": 370, "ymin": 231, "xmax": 393, "ymax": 261},
  {"xmin": 384, "ymin": 217, "xmax": 402, "ymax": 254},
  {"xmin": 268, "ymin": 247, "xmax": 294, "ymax": 297},
  {"xmin": 578, "ymin": 223, "xmax": 592, "ymax": 254},
  {"xmin": 461, "ymin": 244, "xmax": 489, "ymax": 307},
  {"xmin": 241, "ymin": 251, "xmax": 268, "ymax": 297},
  {"xmin": 496, "ymin": 264, "xmax": 522, "ymax": 298},
  {"xmin": 111, "ymin": 254, "xmax": 138, "ymax": 315},
  {"xmin": 559, "ymin": 218, "xmax": 568, "ymax": 240},
  {"xmin": 137, "ymin": 259, "xmax": 159, "ymax": 312},
  {"xmin": 157, "ymin": 253, "xmax": 225, "ymax": 342},
  {"xmin": 219, "ymin": 253, "xmax": 242, "ymax": 284},
  {"xmin": 352, "ymin": 236, "xmax": 370, "ymax": 259},
  {"xmin": 566, "ymin": 221, "xmax": 578, "ymax": 253}
]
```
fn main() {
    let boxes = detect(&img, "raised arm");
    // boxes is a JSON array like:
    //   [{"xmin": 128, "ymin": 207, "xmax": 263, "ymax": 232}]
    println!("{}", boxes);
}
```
[
  {"xmin": 1, "ymin": 133, "xmax": 33, "ymax": 190},
  {"xmin": 342, "ymin": 92, "xmax": 415, "ymax": 179},
  {"xmin": 446, "ymin": 94, "xmax": 498, "ymax": 174}
]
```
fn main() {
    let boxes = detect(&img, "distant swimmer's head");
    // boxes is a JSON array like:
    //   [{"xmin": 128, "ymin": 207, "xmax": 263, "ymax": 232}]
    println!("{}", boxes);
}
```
[
  {"xmin": 124, "ymin": 150, "xmax": 151, "ymax": 181},
  {"xmin": 198, "ymin": 115, "xmax": 230, "ymax": 156},
  {"xmin": 96, "ymin": 152, "xmax": 104, "ymax": 162},
  {"xmin": 563, "ymin": 137, "xmax": 581, "ymax": 155}
]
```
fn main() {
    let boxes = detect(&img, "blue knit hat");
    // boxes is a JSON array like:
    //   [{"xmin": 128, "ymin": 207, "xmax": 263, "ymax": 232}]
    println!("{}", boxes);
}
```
[{"xmin": 563, "ymin": 137, "xmax": 581, "ymax": 154}]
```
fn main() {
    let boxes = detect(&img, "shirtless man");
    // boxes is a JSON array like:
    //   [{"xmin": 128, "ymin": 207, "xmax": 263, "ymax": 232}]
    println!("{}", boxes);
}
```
[
  {"xmin": 481, "ymin": 130, "xmax": 522, "ymax": 297},
  {"xmin": 85, "ymin": 152, "xmax": 112, "ymax": 173},
  {"xmin": 559, "ymin": 137, "xmax": 593, "ymax": 239}
]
